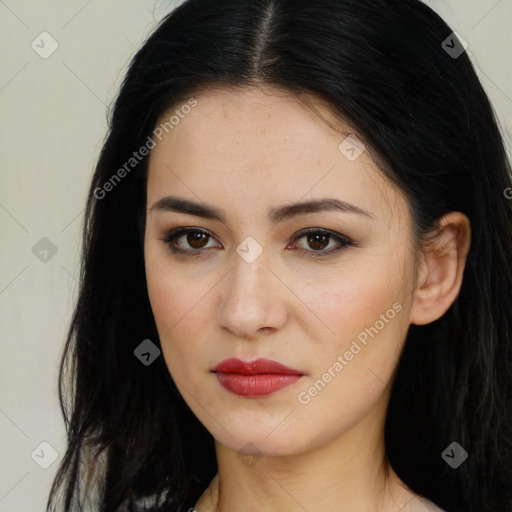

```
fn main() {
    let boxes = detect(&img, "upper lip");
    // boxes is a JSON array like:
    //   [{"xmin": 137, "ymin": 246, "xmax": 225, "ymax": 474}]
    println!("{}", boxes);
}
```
[{"xmin": 211, "ymin": 357, "xmax": 306, "ymax": 375}]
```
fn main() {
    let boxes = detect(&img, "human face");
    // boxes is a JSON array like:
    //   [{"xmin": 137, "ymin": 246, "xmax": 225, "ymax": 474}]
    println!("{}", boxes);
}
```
[{"xmin": 144, "ymin": 86, "xmax": 417, "ymax": 456}]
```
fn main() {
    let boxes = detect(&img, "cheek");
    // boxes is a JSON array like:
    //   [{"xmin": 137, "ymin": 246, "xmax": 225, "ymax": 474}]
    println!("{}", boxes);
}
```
[
  {"xmin": 145, "ymin": 239, "xmax": 206, "ymax": 334},
  {"xmin": 297, "ymin": 252, "xmax": 410, "ymax": 396},
  {"xmin": 312, "ymin": 260, "xmax": 406, "ymax": 343},
  {"xmin": 145, "ymin": 262, "xmax": 219, "ymax": 385}
]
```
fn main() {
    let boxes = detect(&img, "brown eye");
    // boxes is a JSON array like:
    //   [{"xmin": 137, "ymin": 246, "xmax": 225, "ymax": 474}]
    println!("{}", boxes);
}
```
[
  {"xmin": 162, "ymin": 228, "xmax": 220, "ymax": 256},
  {"xmin": 292, "ymin": 228, "xmax": 353, "ymax": 258},
  {"xmin": 305, "ymin": 233, "xmax": 329, "ymax": 251},
  {"xmin": 162, "ymin": 227, "xmax": 353, "ymax": 259},
  {"xmin": 187, "ymin": 231, "xmax": 209, "ymax": 249}
]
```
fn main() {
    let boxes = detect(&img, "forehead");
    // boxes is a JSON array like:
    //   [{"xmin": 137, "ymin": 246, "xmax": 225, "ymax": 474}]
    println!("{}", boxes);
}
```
[
  {"xmin": 152, "ymin": 86, "xmax": 352, "ymax": 161},
  {"xmin": 146, "ymin": 86, "xmax": 407, "ymax": 227}
]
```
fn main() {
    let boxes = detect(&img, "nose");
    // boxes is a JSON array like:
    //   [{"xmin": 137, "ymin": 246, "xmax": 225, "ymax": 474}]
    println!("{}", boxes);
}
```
[{"xmin": 216, "ymin": 248, "xmax": 289, "ymax": 339}]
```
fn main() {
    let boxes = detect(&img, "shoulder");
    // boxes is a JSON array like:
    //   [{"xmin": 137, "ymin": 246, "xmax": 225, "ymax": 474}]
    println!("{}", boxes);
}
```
[{"xmin": 408, "ymin": 497, "xmax": 446, "ymax": 512}]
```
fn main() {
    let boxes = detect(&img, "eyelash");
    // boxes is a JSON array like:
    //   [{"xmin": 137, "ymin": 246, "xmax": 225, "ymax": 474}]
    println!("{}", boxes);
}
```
[{"xmin": 160, "ymin": 227, "xmax": 354, "ymax": 259}]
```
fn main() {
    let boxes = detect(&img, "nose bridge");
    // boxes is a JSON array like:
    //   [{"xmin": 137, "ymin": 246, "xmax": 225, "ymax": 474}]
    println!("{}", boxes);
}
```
[
  {"xmin": 217, "ymin": 242, "xmax": 286, "ymax": 336},
  {"xmin": 226, "ymin": 245, "xmax": 271, "ymax": 311}
]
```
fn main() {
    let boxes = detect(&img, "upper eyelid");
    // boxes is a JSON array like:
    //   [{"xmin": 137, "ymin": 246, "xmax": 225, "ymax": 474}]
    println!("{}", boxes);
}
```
[{"xmin": 163, "ymin": 226, "xmax": 353, "ymax": 248}]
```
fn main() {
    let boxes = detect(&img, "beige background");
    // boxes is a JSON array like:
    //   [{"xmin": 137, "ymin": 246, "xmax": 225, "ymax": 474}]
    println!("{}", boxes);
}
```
[{"xmin": 0, "ymin": 1, "xmax": 511, "ymax": 510}]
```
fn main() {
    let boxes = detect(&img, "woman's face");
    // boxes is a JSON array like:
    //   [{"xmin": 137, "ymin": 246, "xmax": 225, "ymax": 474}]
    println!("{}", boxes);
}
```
[{"xmin": 144, "ymin": 86, "xmax": 417, "ymax": 456}]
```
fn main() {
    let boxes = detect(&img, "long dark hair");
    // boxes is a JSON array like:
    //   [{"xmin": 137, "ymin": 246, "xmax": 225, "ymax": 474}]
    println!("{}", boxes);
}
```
[{"xmin": 47, "ymin": 1, "xmax": 512, "ymax": 510}]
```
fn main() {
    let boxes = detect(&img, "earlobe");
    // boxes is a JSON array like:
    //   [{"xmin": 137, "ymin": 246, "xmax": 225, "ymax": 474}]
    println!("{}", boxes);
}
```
[{"xmin": 410, "ymin": 212, "xmax": 471, "ymax": 326}]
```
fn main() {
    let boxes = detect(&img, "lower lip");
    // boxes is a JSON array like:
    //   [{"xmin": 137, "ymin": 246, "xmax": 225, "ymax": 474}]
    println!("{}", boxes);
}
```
[{"xmin": 214, "ymin": 373, "xmax": 303, "ymax": 397}]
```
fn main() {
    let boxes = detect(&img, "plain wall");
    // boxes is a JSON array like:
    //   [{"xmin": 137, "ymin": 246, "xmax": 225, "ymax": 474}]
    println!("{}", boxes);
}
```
[{"xmin": 0, "ymin": 1, "xmax": 510, "ymax": 510}]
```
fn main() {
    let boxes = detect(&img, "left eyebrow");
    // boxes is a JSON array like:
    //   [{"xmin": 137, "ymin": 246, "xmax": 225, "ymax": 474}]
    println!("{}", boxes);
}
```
[{"xmin": 149, "ymin": 196, "xmax": 376, "ymax": 223}]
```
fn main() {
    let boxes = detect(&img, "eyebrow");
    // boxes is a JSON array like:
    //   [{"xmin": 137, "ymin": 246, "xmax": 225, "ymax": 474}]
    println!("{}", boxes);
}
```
[{"xmin": 150, "ymin": 196, "xmax": 375, "ymax": 223}]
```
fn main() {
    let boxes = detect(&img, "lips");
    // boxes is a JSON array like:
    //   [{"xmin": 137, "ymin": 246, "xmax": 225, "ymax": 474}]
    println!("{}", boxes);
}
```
[
  {"xmin": 211, "ymin": 357, "xmax": 305, "ymax": 375},
  {"xmin": 211, "ymin": 358, "xmax": 306, "ymax": 397}
]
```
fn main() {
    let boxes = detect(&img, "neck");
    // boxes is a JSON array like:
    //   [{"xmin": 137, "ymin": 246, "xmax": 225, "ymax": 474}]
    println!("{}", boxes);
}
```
[{"xmin": 195, "ymin": 394, "xmax": 420, "ymax": 512}]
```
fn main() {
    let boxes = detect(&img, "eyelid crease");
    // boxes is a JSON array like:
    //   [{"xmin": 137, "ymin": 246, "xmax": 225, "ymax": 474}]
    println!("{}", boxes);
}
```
[{"xmin": 159, "ymin": 226, "xmax": 355, "ymax": 259}]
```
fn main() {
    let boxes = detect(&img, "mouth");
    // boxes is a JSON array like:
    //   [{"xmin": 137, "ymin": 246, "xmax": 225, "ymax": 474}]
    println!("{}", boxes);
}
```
[{"xmin": 210, "ymin": 357, "xmax": 307, "ymax": 397}]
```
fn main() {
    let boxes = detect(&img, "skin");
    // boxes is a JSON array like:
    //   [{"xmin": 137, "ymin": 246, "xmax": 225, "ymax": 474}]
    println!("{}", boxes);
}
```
[{"xmin": 144, "ymin": 86, "xmax": 471, "ymax": 512}]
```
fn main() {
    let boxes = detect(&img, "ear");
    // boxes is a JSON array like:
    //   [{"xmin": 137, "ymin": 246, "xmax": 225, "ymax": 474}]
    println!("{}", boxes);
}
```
[{"xmin": 410, "ymin": 212, "xmax": 471, "ymax": 326}]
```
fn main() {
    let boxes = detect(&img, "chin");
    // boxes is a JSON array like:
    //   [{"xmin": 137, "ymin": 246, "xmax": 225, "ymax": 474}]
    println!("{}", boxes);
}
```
[{"xmin": 208, "ymin": 420, "xmax": 313, "ymax": 457}]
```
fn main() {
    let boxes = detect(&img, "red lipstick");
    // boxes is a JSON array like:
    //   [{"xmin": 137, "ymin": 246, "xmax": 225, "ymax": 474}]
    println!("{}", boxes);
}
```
[{"xmin": 211, "ymin": 358, "xmax": 306, "ymax": 397}]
